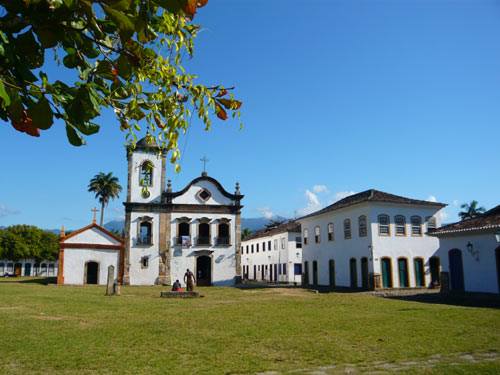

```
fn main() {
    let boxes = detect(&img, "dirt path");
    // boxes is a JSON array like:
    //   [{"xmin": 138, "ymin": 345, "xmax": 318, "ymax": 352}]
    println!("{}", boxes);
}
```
[{"xmin": 257, "ymin": 351, "xmax": 499, "ymax": 374}]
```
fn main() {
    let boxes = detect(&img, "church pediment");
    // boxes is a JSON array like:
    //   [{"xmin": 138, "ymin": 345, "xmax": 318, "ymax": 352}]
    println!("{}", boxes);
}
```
[{"xmin": 62, "ymin": 223, "xmax": 123, "ymax": 247}]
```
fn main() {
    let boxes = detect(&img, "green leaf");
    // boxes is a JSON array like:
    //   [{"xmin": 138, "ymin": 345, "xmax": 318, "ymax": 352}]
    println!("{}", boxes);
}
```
[
  {"xmin": 15, "ymin": 31, "xmax": 43, "ymax": 68},
  {"xmin": 116, "ymin": 54, "xmax": 132, "ymax": 80},
  {"xmin": 95, "ymin": 60, "xmax": 114, "ymax": 80},
  {"xmin": 102, "ymin": 4, "xmax": 135, "ymax": 40},
  {"xmin": 65, "ymin": 124, "xmax": 85, "ymax": 146},
  {"xmin": 35, "ymin": 27, "xmax": 59, "ymax": 49},
  {"xmin": 74, "ymin": 121, "xmax": 100, "ymax": 136},
  {"xmin": 27, "ymin": 97, "xmax": 53, "ymax": 130},
  {"xmin": 0, "ymin": 81, "xmax": 11, "ymax": 108}
]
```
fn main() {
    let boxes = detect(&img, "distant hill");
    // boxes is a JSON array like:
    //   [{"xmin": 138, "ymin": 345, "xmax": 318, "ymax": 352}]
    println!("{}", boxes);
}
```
[{"xmin": 101, "ymin": 216, "xmax": 288, "ymax": 234}]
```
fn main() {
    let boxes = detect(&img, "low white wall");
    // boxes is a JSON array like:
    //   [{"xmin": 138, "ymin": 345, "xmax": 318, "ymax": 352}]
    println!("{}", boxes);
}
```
[
  {"xmin": 0, "ymin": 259, "xmax": 57, "ymax": 277},
  {"xmin": 63, "ymin": 249, "xmax": 119, "ymax": 285}
]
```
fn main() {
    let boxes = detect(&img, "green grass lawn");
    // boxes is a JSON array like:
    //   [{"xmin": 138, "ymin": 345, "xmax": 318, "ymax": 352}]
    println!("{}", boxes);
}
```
[{"xmin": 0, "ymin": 279, "xmax": 499, "ymax": 374}]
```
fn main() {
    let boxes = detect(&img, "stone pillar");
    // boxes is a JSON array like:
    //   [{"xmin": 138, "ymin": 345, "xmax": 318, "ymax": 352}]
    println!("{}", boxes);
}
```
[
  {"xmin": 106, "ymin": 265, "xmax": 115, "ymax": 296},
  {"xmin": 234, "ymin": 212, "xmax": 242, "ymax": 284},
  {"xmin": 372, "ymin": 273, "xmax": 382, "ymax": 290},
  {"xmin": 440, "ymin": 271, "xmax": 450, "ymax": 293},
  {"xmin": 122, "ymin": 210, "xmax": 131, "ymax": 285},
  {"xmin": 157, "ymin": 211, "xmax": 171, "ymax": 285}
]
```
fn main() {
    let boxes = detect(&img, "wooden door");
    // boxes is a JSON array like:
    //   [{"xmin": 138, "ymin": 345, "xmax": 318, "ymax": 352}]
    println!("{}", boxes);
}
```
[{"xmin": 449, "ymin": 249, "xmax": 464, "ymax": 291}]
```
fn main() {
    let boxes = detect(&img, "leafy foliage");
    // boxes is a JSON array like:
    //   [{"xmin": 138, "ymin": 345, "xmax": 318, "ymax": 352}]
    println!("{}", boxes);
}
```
[
  {"xmin": 0, "ymin": 225, "xmax": 59, "ymax": 261},
  {"xmin": 458, "ymin": 200, "xmax": 486, "ymax": 220},
  {"xmin": 88, "ymin": 171, "xmax": 122, "ymax": 225},
  {"xmin": 241, "ymin": 228, "xmax": 252, "ymax": 241},
  {"xmin": 0, "ymin": 0, "xmax": 242, "ymax": 169}
]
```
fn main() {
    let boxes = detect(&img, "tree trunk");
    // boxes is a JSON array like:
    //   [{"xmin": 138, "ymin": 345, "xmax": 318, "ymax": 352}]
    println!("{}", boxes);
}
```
[{"xmin": 100, "ymin": 201, "xmax": 105, "ymax": 226}]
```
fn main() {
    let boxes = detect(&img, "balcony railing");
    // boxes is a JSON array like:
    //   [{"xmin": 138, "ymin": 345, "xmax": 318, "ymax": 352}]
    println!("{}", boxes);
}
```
[
  {"xmin": 196, "ymin": 237, "xmax": 211, "ymax": 246},
  {"xmin": 137, "ymin": 237, "xmax": 152, "ymax": 246},
  {"xmin": 215, "ymin": 237, "xmax": 230, "ymax": 246}
]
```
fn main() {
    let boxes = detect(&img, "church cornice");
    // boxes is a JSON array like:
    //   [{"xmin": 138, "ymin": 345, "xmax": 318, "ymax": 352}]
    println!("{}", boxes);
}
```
[{"xmin": 124, "ymin": 202, "xmax": 243, "ymax": 215}]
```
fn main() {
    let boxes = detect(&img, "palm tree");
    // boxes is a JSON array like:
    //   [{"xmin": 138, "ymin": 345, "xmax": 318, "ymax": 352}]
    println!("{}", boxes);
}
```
[
  {"xmin": 459, "ymin": 200, "xmax": 486, "ymax": 221},
  {"xmin": 88, "ymin": 172, "xmax": 122, "ymax": 226},
  {"xmin": 242, "ymin": 228, "xmax": 252, "ymax": 240}
]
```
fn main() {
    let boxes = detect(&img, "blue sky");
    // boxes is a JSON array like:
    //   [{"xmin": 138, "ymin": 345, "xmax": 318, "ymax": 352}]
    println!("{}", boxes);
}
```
[{"xmin": 1, "ymin": 0, "xmax": 499, "ymax": 229}]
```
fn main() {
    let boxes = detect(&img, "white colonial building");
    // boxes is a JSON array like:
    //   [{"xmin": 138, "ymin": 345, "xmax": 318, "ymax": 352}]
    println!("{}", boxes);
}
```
[
  {"xmin": 241, "ymin": 221, "xmax": 302, "ymax": 284},
  {"xmin": 123, "ymin": 138, "xmax": 243, "ymax": 286},
  {"xmin": 429, "ymin": 205, "xmax": 500, "ymax": 294},
  {"xmin": 0, "ymin": 259, "xmax": 58, "ymax": 277},
  {"xmin": 57, "ymin": 222, "xmax": 124, "ymax": 285},
  {"xmin": 298, "ymin": 189, "xmax": 446, "ymax": 290}
]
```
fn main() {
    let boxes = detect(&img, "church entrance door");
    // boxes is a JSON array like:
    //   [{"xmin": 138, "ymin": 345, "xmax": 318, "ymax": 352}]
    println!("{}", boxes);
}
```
[
  {"xmin": 196, "ymin": 255, "xmax": 212, "ymax": 286},
  {"xmin": 85, "ymin": 262, "xmax": 99, "ymax": 284}
]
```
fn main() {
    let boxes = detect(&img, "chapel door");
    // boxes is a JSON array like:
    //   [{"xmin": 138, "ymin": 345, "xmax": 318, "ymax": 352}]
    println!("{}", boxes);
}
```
[
  {"xmin": 361, "ymin": 257, "xmax": 369, "ymax": 289},
  {"xmin": 381, "ymin": 258, "xmax": 392, "ymax": 288},
  {"xmin": 303, "ymin": 261, "xmax": 309, "ymax": 286},
  {"xmin": 448, "ymin": 249, "xmax": 464, "ymax": 291},
  {"xmin": 86, "ymin": 262, "xmax": 99, "ymax": 284},
  {"xmin": 196, "ymin": 256, "xmax": 212, "ymax": 286}
]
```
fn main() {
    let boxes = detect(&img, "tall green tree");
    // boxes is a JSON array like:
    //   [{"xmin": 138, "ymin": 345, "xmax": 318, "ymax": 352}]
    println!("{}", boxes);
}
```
[
  {"xmin": 0, "ymin": 226, "xmax": 58, "ymax": 261},
  {"xmin": 241, "ymin": 228, "xmax": 252, "ymax": 241},
  {"xmin": 0, "ymin": 1, "xmax": 242, "ymax": 171},
  {"xmin": 88, "ymin": 172, "xmax": 122, "ymax": 225},
  {"xmin": 459, "ymin": 200, "xmax": 486, "ymax": 220}
]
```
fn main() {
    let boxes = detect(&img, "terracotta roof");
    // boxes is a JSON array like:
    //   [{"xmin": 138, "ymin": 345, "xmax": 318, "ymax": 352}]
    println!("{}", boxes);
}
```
[
  {"xmin": 243, "ymin": 221, "xmax": 301, "ymax": 242},
  {"xmin": 298, "ymin": 189, "xmax": 446, "ymax": 221},
  {"xmin": 428, "ymin": 205, "xmax": 500, "ymax": 236}
]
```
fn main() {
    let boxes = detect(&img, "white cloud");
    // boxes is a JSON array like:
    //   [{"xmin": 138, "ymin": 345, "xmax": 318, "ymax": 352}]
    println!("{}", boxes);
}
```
[
  {"xmin": 312, "ymin": 185, "xmax": 329, "ymax": 194},
  {"xmin": 453, "ymin": 200, "xmax": 459, "ymax": 207},
  {"xmin": 427, "ymin": 195, "xmax": 437, "ymax": 203},
  {"xmin": 0, "ymin": 204, "xmax": 20, "ymax": 218},
  {"xmin": 297, "ymin": 189, "xmax": 323, "ymax": 216},
  {"xmin": 257, "ymin": 207, "xmax": 274, "ymax": 220}
]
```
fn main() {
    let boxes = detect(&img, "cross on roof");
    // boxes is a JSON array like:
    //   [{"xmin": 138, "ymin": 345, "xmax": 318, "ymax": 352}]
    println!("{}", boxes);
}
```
[
  {"xmin": 91, "ymin": 207, "xmax": 99, "ymax": 224},
  {"xmin": 200, "ymin": 156, "xmax": 209, "ymax": 173}
]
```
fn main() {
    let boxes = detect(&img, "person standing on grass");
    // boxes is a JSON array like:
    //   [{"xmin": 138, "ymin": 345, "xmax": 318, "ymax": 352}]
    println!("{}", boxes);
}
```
[{"xmin": 184, "ymin": 269, "xmax": 196, "ymax": 291}]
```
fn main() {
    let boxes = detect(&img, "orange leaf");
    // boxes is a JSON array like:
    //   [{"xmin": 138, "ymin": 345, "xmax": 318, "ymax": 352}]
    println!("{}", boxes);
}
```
[{"xmin": 215, "ymin": 104, "xmax": 228, "ymax": 120}]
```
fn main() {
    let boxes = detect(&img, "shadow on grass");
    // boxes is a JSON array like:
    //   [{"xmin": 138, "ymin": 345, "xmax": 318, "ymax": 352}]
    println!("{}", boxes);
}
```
[
  {"xmin": 383, "ymin": 292, "xmax": 500, "ymax": 309},
  {"xmin": 0, "ymin": 277, "xmax": 56, "ymax": 285}
]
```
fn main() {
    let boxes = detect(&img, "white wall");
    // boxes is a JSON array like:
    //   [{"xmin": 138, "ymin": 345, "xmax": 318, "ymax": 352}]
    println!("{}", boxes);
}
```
[
  {"xmin": 370, "ymin": 203, "xmax": 441, "ymax": 288},
  {"xmin": 63, "ymin": 249, "xmax": 119, "ymax": 285},
  {"xmin": 299, "ymin": 202, "xmax": 444, "ymax": 288},
  {"xmin": 65, "ymin": 227, "xmax": 121, "ymax": 245},
  {"xmin": 129, "ymin": 212, "xmax": 161, "ymax": 285},
  {"xmin": 435, "ymin": 233, "xmax": 500, "ymax": 294},
  {"xmin": 170, "ymin": 212, "xmax": 237, "ymax": 286},
  {"xmin": 172, "ymin": 180, "xmax": 234, "ymax": 206},
  {"xmin": 300, "ymin": 203, "xmax": 372, "ymax": 287},
  {"xmin": 241, "ymin": 231, "xmax": 302, "ymax": 284}
]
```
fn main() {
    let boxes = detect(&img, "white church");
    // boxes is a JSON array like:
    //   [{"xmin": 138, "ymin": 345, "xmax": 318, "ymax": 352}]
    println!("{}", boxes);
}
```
[{"xmin": 121, "ymin": 138, "xmax": 244, "ymax": 286}]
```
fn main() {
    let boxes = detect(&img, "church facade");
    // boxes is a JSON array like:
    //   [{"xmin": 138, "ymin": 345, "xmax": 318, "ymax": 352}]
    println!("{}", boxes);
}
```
[{"xmin": 123, "ymin": 138, "xmax": 243, "ymax": 286}]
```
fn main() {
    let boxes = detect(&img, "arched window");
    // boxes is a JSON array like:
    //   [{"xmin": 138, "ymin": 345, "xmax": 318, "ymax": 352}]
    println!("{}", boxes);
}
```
[
  {"xmin": 41, "ymin": 263, "xmax": 47, "ymax": 276},
  {"xmin": 395, "ymin": 215, "xmax": 406, "ymax": 236},
  {"xmin": 33, "ymin": 263, "xmax": 40, "ymax": 276},
  {"xmin": 177, "ymin": 218, "xmax": 191, "ymax": 246},
  {"xmin": 139, "ymin": 221, "xmax": 152, "ymax": 245},
  {"xmin": 197, "ymin": 219, "xmax": 210, "ymax": 245},
  {"xmin": 344, "ymin": 219, "xmax": 351, "ymax": 239},
  {"xmin": 48, "ymin": 264, "xmax": 55, "ymax": 276},
  {"xmin": 358, "ymin": 215, "xmax": 367, "ymax": 237},
  {"xmin": 217, "ymin": 220, "xmax": 230, "ymax": 245},
  {"xmin": 426, "ymin": 216, "xmax": 437, "ymax": 231},
  {"xmin": 411, "ymin": 216, "xmax": 422, "ymax": 236},
  {"xmin": 139, "ymin": 161, "xmax": 153, "ymax": 187},
  {"xmin": 378, "ymin": 214, "xmax": 390, "ymax": 236},
  {"xmin": 303, "ymin": 229, "xmax": 309, "ymax": 245},
  {"xmin": 327, "ymin": 223, "xmax": 334, "ymax": 241},
  {"xmin": 314, "ymin": 226, "xmax": 320, "ymax": 243}
]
